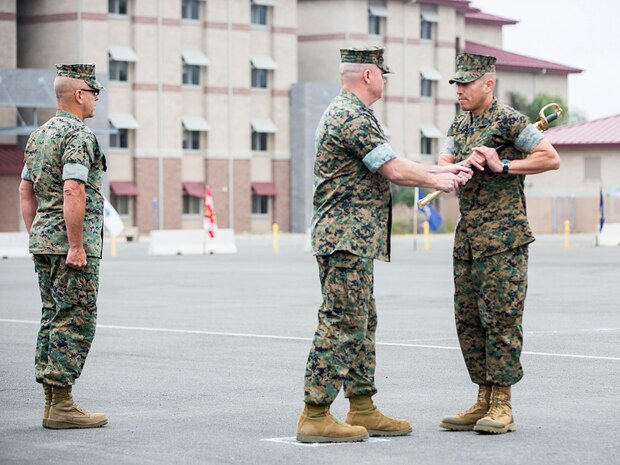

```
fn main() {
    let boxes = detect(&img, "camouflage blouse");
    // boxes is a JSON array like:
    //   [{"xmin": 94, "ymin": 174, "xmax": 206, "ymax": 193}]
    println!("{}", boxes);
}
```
[
  {"xmin": 443, "ymin": 98, "xmax": 544, "ymax": 260},
  {"xmin": 22, "ymin": 110, "xmax": 106, "ymax": 258},
  {"xmin": 311, "ymin": 89, "xmax": 396, "ymax": 262}
]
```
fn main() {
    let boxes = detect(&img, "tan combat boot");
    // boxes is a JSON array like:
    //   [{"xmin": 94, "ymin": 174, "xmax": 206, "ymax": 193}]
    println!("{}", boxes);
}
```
[
  {"xmin": 47, "ymin": 386, "xmax": 108, "ymax": 429},
  {"xmin": 345, "ymin": 396, "xmax": 412, "ymax": 437},
  {"xmin": 440, "ymin": 384, "xmax": 492, "ymax": 431},
  {"xmin": 473, "ymin": 385, "xmax": 516, "ymax": 434},
  {"xmin": 296, "ymin": 404, "xmax": 369, "ymax": 443},
  {"xmin": 42, "ymin": 383, "xmax": 52, "ymax": 428}
]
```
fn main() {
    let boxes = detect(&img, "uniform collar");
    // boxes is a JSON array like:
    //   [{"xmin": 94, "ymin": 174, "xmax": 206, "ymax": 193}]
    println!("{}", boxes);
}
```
[
  {"xmin": 56, "ymin": 110, "xmax": 82, "ymax": 122},
  {"xmin": 468, "ymin": 97, "xmax": 498, "ymax": 128},
  {"xmin": 340, "ymin": 88, "xmax": 367, "ymax": 109}
]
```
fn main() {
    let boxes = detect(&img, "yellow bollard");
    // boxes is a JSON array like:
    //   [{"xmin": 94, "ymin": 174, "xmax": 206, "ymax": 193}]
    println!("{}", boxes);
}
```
[
  {"xmin": 272, "ymin": 223, "xmax": 279, "ymax": 254},
  {"xmin": 111, "ymin": 236, "xmax": 117, "ymax": 257},
  {"xmin": 423, "ymin": 221, "xmax": 430, "ymax": 251},
  {"xmin": 564, "ymin": 219, "xmax": 570, "ymax": 249}
]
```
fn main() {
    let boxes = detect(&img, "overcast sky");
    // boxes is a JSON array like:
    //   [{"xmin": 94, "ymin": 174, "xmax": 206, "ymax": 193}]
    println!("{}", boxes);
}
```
[{"xmin": 470, "ymin": 0, "xmax": 620, "ymax": 121}]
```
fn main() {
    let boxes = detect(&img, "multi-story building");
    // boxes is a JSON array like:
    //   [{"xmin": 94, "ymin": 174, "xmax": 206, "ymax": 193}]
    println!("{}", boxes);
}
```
[
  {"xmin": 3, "ymin": 0, "xmax": 602, "ymax": 236},
  {"xmin": 2, "ymin": 0, "xmax": 295, "ymax": 235}
]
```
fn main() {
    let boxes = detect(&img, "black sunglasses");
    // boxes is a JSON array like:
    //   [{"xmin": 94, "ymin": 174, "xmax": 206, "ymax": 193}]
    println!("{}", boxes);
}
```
[{"xmin": 80, "ymin": 88, "xmax": 100, "ymax": 97}]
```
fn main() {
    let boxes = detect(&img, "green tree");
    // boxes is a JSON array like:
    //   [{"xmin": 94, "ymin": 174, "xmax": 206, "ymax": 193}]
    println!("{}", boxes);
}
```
[{"xmin": 507, "ymin": 92, "xmax": 569, "ymax": 127}]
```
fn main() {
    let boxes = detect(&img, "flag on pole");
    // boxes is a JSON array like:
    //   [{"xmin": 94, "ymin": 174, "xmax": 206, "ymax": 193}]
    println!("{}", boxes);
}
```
[
  {"xmin": 418, "ymin": 202, "xmax": 443, "ymax": 232},
  {"xmin": 204, "ymin": 186, "xmax": 217, "ymax": 238},
  {"xmin": 599, "ymin": 187, "xmax": 605, "ymax": 232},
  {"xmin": 103, "ymin": 197, "xmax": 124, "ymax": 237}
]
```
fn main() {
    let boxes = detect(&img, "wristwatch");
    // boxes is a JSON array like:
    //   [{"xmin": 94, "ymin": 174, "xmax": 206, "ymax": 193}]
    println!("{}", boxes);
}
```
[{"xmin": 501, "ymin": 159, "xmax": 510, "ymax": 174}]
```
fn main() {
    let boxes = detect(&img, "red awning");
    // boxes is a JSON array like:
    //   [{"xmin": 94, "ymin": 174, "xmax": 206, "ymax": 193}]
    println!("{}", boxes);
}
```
[
  {"xmin": 251, "ymin": 182, "xmax": 277, "ymax": 196},
  {"xmin": 182, "ymin": 181, "xmax": 205, "ymax": 198},
  {"xmin": 109, "ymin": 181, "xmax": 139, "ymax": 196},
  {"xmin": 0, "ymin": 144, "xmax": 24, "ymax": 175}
]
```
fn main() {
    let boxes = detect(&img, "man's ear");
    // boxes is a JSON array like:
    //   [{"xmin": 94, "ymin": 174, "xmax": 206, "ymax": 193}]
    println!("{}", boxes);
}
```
[{"xmin": 363, "ymin": 68, "xmax": 372, "ymax": 84}]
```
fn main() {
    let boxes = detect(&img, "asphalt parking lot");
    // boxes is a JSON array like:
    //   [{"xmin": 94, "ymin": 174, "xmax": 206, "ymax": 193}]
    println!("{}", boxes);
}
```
[{"xmin": 1, "ymin": 234, "xmax": 618, "ymax": 465}]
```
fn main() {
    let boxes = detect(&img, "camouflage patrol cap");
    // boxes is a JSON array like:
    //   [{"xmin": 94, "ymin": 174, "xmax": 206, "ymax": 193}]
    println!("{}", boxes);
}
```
[
  {"xmin": 55, "ymin": 63, "xmax": 104, "ymax": 90},
  {"xmin": 340, "ymin": 46, "xmax": 392, "ymax": 74},
  {"xmin": 449, "ymin": 53, "xmax": 496, "ymax": 84}
]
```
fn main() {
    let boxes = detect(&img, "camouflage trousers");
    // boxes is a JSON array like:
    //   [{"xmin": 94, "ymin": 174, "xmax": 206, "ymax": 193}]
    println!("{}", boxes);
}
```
[
  {"xmin": 304, "ymin": 252, "xmax": 378, "ymax": 405},
  {"xmin": 33, "ymin": 254, "xmax": 99, "ymax": 387},
  {"xmin": 453, "ymin": 246, "xmax": 528, "ymax": 386}
]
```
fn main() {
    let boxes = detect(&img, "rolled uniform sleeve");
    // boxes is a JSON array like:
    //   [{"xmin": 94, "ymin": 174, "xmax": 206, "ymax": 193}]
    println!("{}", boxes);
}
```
[
  {"xmin": 440, "ymin": 136, "xmax": 455, "ymax": 155},
  {"xmin": 21, "ymin": 164, "xmax": 31, "ymax": 181},
  {"xmin": 514, "ymin": 123, "xmax": 544, "ymax": 153},
  {"xmin": 362, "ymin": 143, "xmax": 397, "ymax": 173}
]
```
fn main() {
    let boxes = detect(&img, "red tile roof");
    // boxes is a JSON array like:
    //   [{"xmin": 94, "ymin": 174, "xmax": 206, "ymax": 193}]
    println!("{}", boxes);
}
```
[
  {"xmin": 0, "ymin": 144, "xmax": 24, "ymax": 175},
  {"xmin": 545, "ymin": 114, "xmax": 620, "ymax": 148},
  {"xmin": 465, "ymin": 41, "xmax": 583, "ymax": 75},
  {"xmin": 465, "ymin": 10, "xmax": 518, "ymax": 26}
]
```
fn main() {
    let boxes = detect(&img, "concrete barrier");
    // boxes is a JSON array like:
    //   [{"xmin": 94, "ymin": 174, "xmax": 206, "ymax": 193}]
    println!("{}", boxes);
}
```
[
  {"xmin": 0, "ymin": 232, "xmax": 30, "ymax": 258},
  {"xmin": 598, "ymin": 223, "xmax": 620, "ymax": 247},
  {"xmin": 148, "ymin": 229, "xmax": 237, "ymax": 255}
]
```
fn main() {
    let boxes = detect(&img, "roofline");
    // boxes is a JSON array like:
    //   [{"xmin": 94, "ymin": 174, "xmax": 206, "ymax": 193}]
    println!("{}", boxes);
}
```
[{"xmin": 550, "ymin": 143, "xmax": 620, "ymax": 149}]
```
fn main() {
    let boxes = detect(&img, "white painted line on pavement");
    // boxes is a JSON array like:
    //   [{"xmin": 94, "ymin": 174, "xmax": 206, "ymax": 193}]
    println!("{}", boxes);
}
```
[
  {"xmin": 261, "ymin": 437, "xmax": 390, "ymax": 447},
  {"xmin": 1, "ymin": 318, "xmax": 619, "ymax": 361}
]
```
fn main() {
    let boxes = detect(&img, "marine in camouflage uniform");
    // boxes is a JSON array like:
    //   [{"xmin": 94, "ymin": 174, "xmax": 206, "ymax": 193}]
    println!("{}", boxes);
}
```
[
  {"xmin": 297, "ymin": 47, "xmax": 472, "ymax": 444},
  {"xmin": 439, "ymin": 53, "xmax": 560, "ymax": 434},
  {"xmin": 19, "ymin": 64, "xmax": 108, "ymax": 429}
]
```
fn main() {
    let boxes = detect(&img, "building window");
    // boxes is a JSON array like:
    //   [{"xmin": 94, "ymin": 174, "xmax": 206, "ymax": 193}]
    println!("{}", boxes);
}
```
[
  {"xmin": 251, "ymin": 4, "xmax": 268, "ymax": 25},
  {"xmin": 252, "ymin": 194, "xmax": 269, "ymax": 215},
  {"xmin": 252, "ymin": 132, "xmax": 268, "ymax": 151},
  {"xmin": 109, "ymin": 60, "xmax": 129, "ymax": 82},
  {"xmin": 183, "ymin": 195, "xmax": 203, "ymax": 215},
  {"xmin": 421, "ymin": 78, "xmax": 433, "ymax": 98},
  {"xmin": 251, "ymin": 68, "xmax": 268, "ymax": 89},
  {"xmin": 110, "ymin": 128, "xmax": 129, "ymax": 148},
  {"xmin": 421, "ymin": 19, "xmax": 432, "ymax": 40},
  {"xmin": 110, "ymin": 193, "xmax": 131, "ymax": 216},
  {"xmin": 183, "ymin": 130, "xmax": 200, "ymax": 150},
  {"xmin": 421, "ymin": 135, "xmax": 433, "ymax": 155},
  {"xmin": 182, "ymin": 0, "xmax": 199, "ymax": 20},
  {"xmin": 584, "ymin": 157, "xmax": 601, "ymax": 180},
  {"xmin": 182, "ymin": 64, "xmax": 200, "ymax": 85},
  {"xmin": 368, "ymin": 14, "xmax": 382, "ymax": 35},
  {"xmin": 109, "ymin": 0, "xmax": 128, "ymax": 15}
]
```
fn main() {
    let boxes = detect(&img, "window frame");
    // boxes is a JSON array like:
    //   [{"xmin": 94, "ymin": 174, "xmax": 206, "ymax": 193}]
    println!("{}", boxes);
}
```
[
  {"xmin": 420, "ymin": 134, "xmax": 433, "ymax": 156},
  {"xmin": 368, "ymin": 14, "xmax": 382, "ymax": 35},
  {"xmin": 110, "ymin": 193, "xmax": 132, "ymax": 216},
  {"xmin": 183, "ymin": 130, "xmax": 201, "ymax": 150},
  {"xmin": 251, "ymin": 68, "xmax": 268, "ymax": 89},
  {"xmin": 251, "ymin": 194, "xmax": 269, "ymax": 215},
  {"xmin": 109, "ymin": 59, "xmax": 129, "ymax": 82},
  {"xmin": 181, "ymin": 0, "xmax": 200, "ymax": 20},
  {"xmin": 421, "ymin": 77, "xmax": 433, "ymax": 98},
  {"xmin": 182, "ymin": 63, "xmax": 201, "ymax": 86},
  {"xmin": 251, "ymin": 131, "xmax": 268, "ymax": 152},
  {"xmin": 251, "ymin": 4, "xmax": 268, "ymax": 26},
  {"xmin": 183, "ymin": 194, "xmax": 203, "ymax": 215},
  {"xmin": 421, "ymin": 19, "xmax": 433, "ymax": 40},
  {"xmin": 109, "ymin": 0, "xmax": 128, "ymax": 15},
  {"xmin": 110, "ymin": 128, "xmax": 129, "ymax": 149}
]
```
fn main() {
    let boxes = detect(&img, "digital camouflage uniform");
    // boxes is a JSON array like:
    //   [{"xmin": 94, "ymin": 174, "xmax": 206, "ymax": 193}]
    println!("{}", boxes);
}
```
[
  {"xmin": 444, "ymin": 96, "xmax": 543, "ymax": 386},
  {"xmin": 22, "ymin": 70, "xmax": 106, "ymax": 387},
  {"xmin": 305, "ymin": 81, "xmax": 397, "ymax": 405}
]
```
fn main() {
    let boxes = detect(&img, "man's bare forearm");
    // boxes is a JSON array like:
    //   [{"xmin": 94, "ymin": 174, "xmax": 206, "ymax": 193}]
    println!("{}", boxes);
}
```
[
  {"xmin": 63, "ymin": 180, "xmax": 86, "ymax": 249},
  {"xmin": 19, "ymin": 180, "xmax": 37, "ymax": 232}
]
